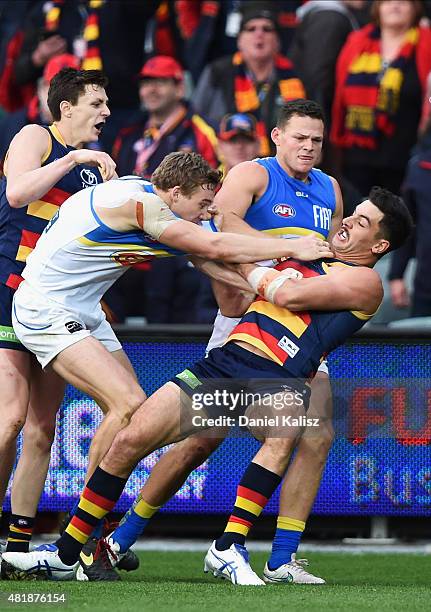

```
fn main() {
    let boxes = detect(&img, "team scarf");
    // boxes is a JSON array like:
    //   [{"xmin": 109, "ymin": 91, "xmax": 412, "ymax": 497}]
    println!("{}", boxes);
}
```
[
  {"xmin": 233, "ymin": 51, "xmax": 305, "ymax": 155},
  {"xmin": 44, "ymin": 0, "xmax": 104, "ymax": 70},
  {"xmin": 342, "ymin": 25, "xmax": 419, "ymax": 149}
]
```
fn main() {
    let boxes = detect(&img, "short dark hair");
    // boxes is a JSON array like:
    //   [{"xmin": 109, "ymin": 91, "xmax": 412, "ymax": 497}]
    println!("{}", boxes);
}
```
[
  {"xmin": 151, "ymin": 152, "xmax": 221, "ymax": 195},
  {"xmin": 277, "ymin": 99, "xmax": 324, "ymax": 129},
  {"xmin": 369, "ymin": 186, "xmax": 413, "ymax": 252},
  {"xmin": 48, "ymin": 68, "xmax": 108, "ymax": 121}
]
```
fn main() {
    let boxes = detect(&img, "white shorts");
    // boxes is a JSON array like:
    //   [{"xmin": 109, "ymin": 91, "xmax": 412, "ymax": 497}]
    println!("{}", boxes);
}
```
[
  {"xmin": 12, "ymin": 282, "xmax": 121, "ymax": 369},
  {"xmin": 206, "ymin": 311, "xmax": 330, "ymax": 375}
]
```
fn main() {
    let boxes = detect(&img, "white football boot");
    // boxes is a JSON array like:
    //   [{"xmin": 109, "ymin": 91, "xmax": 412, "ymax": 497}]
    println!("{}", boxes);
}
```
[
  {"xmin": 204, "ymin": 541, "xmax": 265, "ymax": 586},
  {"xmin": 2, "ymin": 544, "xmax": 78, "ymax": 580},
  {"xmin": 263, "ymin": 553, "xmax": 325, "ymax": 584}
]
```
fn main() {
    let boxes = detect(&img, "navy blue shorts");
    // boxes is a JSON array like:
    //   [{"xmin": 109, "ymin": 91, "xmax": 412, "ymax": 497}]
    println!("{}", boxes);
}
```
[
  {"xmin": 0, "ymin": 283, "xmax": 27, "ymax": 351},
  {"xmin": 171, "ymin": 342, "xmax": 310, "ymax": 417}
]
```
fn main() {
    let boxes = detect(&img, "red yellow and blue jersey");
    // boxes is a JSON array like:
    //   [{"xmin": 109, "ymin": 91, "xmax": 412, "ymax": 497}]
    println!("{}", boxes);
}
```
[
  {"xmin": 228, "ymin": 258, "xmax": 373, "ymax": 380},
  {"xmin": 0, "ymin": 124, "xmax": 103, "ymax": 290},
  {"xmin": 245, "ymin": 157, "xmax": 336, "ymax": 240}
]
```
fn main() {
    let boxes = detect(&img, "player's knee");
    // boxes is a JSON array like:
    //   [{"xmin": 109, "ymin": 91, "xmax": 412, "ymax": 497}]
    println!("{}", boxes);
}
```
[
  {"xmin": 109, "ymin": 388, "xmax": 146, "ymax": 425},
  {"xmin": 299, "ymin": 427, "xmax": 334, "ymax": 466},
  {"xmin": 3, "ymin": 415, "xmax": 26, "ymax": 441},
  {"xmin": 22, "ymin": 420, "xmax": 56, "ymax": 454}
]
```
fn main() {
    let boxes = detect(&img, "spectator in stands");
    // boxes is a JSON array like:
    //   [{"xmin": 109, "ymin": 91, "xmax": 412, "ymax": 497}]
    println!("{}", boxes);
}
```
[
  {"xmin": 289, "ymin": 1, "xmax": 367, "ymax": 127},
  {"xmin": 11, "ymin": 0, "xmax": 159, "ymax": 152},
  {"xmin": 217, "ymin": 112, "xmax": 261, "ymax": 177},
  {"xmin": 389, "ymin": 122, "xmax": 431, "ymax": 317},
  {"xmin": 330, "ymin": 0, "xmax": 431, "ymax": 196},
  {"xmin": 193, "ymin": 5, "xmax": 305, "ymax": 156},
  {"xmin": 174, "ymin": 1, "xmax": 304, "ymax": 84},
  {"xmin": 112, "ymin": 55, "xmax": 218, "ymax": 179},
  {"xmin": 0, "ymin": 53, "xmax": 79, "ymax": 162}
]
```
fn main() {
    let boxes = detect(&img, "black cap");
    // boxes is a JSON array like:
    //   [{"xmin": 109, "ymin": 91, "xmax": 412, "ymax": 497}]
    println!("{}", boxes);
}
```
[{"xmin": 240, "ymin": 6, "xmax": 279, "ymax": 34}]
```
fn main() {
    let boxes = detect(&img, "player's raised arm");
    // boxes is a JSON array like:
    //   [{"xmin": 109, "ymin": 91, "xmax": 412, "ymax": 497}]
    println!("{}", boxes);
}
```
[
  {"xmin": 5, "ymin": 125, "xmax": 116, "ymax": 208},
  {"xmin": 241, "ymin": 263, "xmax": 383, "ymax": 314}
]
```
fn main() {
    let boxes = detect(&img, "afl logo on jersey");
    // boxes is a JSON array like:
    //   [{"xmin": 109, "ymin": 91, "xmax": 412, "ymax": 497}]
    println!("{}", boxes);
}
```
[
  {"xmin": 80, "ymin": 168, "xmax": 99, "ymax": 186},
  {"xmin": 272, "ymin": 204, "xmax": 296, "ymax": 218},
  {"xmin": 111, "ymin": 251, "xmax": 155, "ymax": 266}
]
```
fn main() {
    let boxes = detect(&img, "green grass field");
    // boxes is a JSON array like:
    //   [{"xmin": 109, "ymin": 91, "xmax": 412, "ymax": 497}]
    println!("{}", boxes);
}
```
[{"xmin": 0, "ymin": 551, "xmax": 430, "ymax": 611}]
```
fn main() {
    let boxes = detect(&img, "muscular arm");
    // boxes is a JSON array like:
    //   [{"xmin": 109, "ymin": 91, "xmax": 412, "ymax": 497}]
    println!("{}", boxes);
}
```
[
  {"xmin": 240, "ymin": 264, "xmax": 383, "ymax": 315},
  {"xmin": 160, "ymin": 220, "xmax": 332, "ymax": 263},
  {"xmin": 5, "ymin": 125, "xmax": 116, "ymax": 207},
  {"xmin": 215, "ymin": 161, "xmax": 268, "ymax": 237}
]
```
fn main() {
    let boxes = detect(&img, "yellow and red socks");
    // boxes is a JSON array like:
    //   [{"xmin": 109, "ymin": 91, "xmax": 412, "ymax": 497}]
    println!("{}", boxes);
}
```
[
  {"xmin": 267, "ymin": 516, "xmax": 305, "ymax": 570},
  {"xmin": 6, "ymin": 515, "xmax": 34, "ymax": 552},
  {"xmin": 112, "ymin": 495, "xmax": 160, "ymax": 553},
  {"xmin": 216, "ymin": 462, "xmax": 281, "ymax": 551},
  {"xmin": 55, "ymin": 467, "xmax": 127, "ymax": 566}
]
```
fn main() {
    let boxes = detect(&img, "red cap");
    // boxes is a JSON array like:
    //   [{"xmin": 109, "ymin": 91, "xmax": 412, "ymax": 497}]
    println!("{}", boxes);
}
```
[
  {"xmin": 139, "ymin": 55, "xmax": 184, "ymax": 81},
  {"xmin": 44, "ymin": 54, "xmax": 80, "ymax": 84}
]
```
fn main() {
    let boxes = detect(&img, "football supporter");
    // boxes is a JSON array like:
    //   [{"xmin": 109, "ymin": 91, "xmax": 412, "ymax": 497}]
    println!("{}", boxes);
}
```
[{"xmin": 1, "ymin": 187, "xmax": 413, "ymax": 581}]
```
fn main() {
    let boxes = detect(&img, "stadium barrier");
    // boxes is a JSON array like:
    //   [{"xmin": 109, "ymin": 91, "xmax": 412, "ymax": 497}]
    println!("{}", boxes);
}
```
[{"xmin": 5, "ymin": 326, "xmax": 431, "ymax": 518}]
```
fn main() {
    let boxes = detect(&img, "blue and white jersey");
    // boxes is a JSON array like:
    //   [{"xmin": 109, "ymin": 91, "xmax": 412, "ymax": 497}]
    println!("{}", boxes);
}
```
[
  {"xmin": 246, "ymin": 157, "xmax": 336, "ymax": 240},
  {"xmin": 21, "ymin": 177, "xmax": 182, "ymax": 314}
]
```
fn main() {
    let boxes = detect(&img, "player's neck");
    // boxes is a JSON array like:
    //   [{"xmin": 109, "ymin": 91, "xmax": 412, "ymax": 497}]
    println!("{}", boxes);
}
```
[
  {"xmin": 333, "ymin": 249, "xmax": 374, "ymax": 267},
  {"xmin": 53, "ymin": 121, "xmax": 84, "ymax": 149},
  {"xmin": 152, "ymin": 185, "xmax": 172, "ymax": 207}
]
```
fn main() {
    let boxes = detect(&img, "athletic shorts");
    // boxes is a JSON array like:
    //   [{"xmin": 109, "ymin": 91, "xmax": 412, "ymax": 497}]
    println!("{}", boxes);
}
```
[
  {"xmin": 206, "ymin": 310, "xmax": 329, "ymax": 375},
  {"xmin": 12, "ymin": 282, "xmax": 122, "ymax": 369},
  {"xmin": 172, "ymin": 342, "xmax": 310, "ymax": 418},
  {"xmin": 0, "ymin": 282, "xmax": 28, "ymax": 351}
]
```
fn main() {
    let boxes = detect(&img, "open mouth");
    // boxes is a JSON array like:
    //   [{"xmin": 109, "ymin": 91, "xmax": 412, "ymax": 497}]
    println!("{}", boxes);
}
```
[
  {"xmin": 337, "ymin": 227, "xmax": 349, "ymax": 242},
  {"xmin": 94, "ymin": 121, "xmax": 105, "ymax": 132}
]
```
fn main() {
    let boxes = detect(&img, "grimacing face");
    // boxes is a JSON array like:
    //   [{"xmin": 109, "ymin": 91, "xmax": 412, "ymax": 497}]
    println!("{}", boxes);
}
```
[
  {"xmin": 170, "ymin": 184, "xmax": 217, "ymax": 224},
  {"xmin": 66, "ymin": 84, "xmax": 110, "ymax": 144},
  {"xmin": 271, "ymin": 114, "xmax": 324, "ymax": 180},
  {"xmin": 331, "ymin": 200, "xmax": 389, "ymax": 257}
]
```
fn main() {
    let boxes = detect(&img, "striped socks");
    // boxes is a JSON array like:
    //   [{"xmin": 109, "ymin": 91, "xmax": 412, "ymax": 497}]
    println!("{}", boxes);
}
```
[
  {"xmin": 216, "ymin": 462, "xmax": 281, "ymax": 550},
  {"xmin": 55, "ymin": 467, "xmax": 127, "ymax": 566},
  {"xmin": 268, "ymin": 516, "xmax": 305, "ymax": 570},
  {"xmin": 6, "ymin": 515, "xmax": 34, "ymax": 552},
  {"xmin": 111, "ymin": 495, "xmax": 160, "ymax": 553}
]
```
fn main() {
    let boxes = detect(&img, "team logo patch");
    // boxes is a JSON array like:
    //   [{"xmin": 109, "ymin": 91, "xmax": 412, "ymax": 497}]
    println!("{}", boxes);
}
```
[
  {"xmin": 277, "ymin": 335, "xmax": 300, "ymax": 358},
  {"xmin": 272, "ymin": 204, "xmax": 296, "ymax": 218},
  {"xmin": 80, "ymin": 168, "xmax": 99, "ymax": 186},
  {"xmin": 110, "ymin": 251, "xmax": 156, "ymax": 266},
  {"xmin": 65, "ymin": 321, "xmax": 84, "ymax": 333},
  {"xmin": 176, "ymin": 369, "xmax": 202, "ymax": 390}
]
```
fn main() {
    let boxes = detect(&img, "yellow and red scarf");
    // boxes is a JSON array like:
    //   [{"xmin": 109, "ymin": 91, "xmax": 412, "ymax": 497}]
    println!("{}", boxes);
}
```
[
  {"xmin": 340, "ymin": 25, "xmax": 418, "ymax": 149},
  {"xmin": 233, "ymin": 51, "xmax": 305, "ymax": 155},
  {"xmin": 44, "ymin": 0, "xmax": 104, "ymax": 70}
]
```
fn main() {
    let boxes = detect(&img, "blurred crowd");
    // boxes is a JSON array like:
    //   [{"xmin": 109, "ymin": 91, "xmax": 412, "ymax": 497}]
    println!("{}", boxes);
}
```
[{"xmin": 1, "ymin": 0, "xmax": 431, "ymax": 325}]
